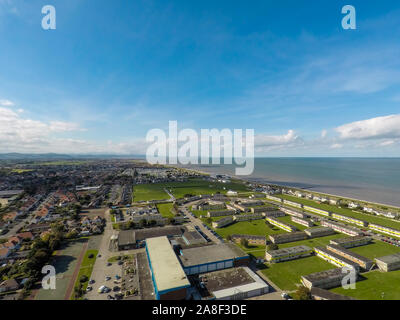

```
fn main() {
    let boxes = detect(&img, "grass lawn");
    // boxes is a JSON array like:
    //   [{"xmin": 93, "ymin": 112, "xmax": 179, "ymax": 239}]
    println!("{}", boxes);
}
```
[
  {"xmin": 275, "ymin": 215, "xmax": 309, "ymax": 231},
  {"xmin": 71, "ymin": 249, "xmax": 98, "ymax": 300},
  {"xmin": 261, "ymin": 256, "xmax": 335, "ymax": 291},
  {"xmin": 208, "ymin": 219, "xmax": 284, "ymax": 239},
  {"xmin": 133, "ymin": 184, "xmax": 169, "ymax": 202},
  {"xmin": 349, "ymin": 240, "xmax": 400, "ymax": 260},
  {"xmin": 277, "ymin": 194, "xmax": 400, "ymax": 231},
  {"xmin": 156, "ymin": 203, "xmax": 175, "ymax": 218},
  {"xmin": 331, "ymin": 269, "xmax": 400, "ymax": 300},
  {"xmin": 133, "ymin": 178, "xmax": 250, "ymax": 202},
  {"xmin": 278, "ymin": 233, "xmax": 346, "ymax": 249}
]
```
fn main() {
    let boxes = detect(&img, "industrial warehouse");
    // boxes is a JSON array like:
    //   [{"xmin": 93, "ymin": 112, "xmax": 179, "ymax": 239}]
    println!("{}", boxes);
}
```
[
  {"xmin": 178, "ymin": 243, "xmax": 250, "ymax": 275},
  {"xmin": 146, "ymin": 236, "xmax": 191, "ymax": 300},
  {"xmin": 194, "ymin": 267, "xmax": 269, "ymax": 300},
  {"xmin": 265, "ymin": 245, "xmax": 313, "ymax": 263}
]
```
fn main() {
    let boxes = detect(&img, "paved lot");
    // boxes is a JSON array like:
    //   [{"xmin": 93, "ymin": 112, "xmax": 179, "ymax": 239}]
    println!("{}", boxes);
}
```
[
  {"xmin": 35, "ymin": 239, "xmax": 87, "ymax": 300},
  {"xmin": 182, "ymin": 204, "xmax": 223, "ymax": 244}
]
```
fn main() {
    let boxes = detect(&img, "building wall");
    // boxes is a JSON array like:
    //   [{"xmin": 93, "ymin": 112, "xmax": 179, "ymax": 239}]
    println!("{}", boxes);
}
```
[{"xmin": 159, "ymin": 287, "xmax": 188, "ymax": 300}]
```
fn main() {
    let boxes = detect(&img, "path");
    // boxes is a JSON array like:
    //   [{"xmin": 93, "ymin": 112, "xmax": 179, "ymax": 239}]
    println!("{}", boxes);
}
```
[{"xmin": 64, "ymin": 241, "xmax": 88, "ymax": 300}]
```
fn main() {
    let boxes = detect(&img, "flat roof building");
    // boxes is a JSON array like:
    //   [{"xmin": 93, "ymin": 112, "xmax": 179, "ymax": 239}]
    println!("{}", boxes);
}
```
[
  {"xmin": 198, "ymin": 267, "xmax": 269, "ymax": 300},
  {"xmin": 330, "ymin": 236, "xmax": 371, "ymax": 248},
  {"xmin": 178, "ymin": 243, "xmax": 250, "ymax": 275},
  {"xmin": 314, "ymin": 246, "xmax": 360, "ymax": 271},
  {"xmin": 145, "ymin": 236, "xmax": 190, "ymax": 300},
  {"xmin": 266, "ymin": 217, "xmax": 297, "ymax": 232},
  {"xmin": 331, "ymin": 213, "xmax": 368, "ymax": 227},
  {"xmin": 291, "ymin": 216, "xmax": 314, "ymax": 227},
  {"xmin": 305, "ymin": 227, "xmax": 335, "ymax": 238},
  {"xmin": 231, "ymin": 234, "xmax": 266, "ymax": 246},
  {"xmin": 321, "ymin": 220, "xmax": 362, "ymax": 236},
  {"xmin": 369, "ymin": 224, "xmax": 400, "ymax": 238},
  {"xmin": 265, "ymin": 245, "xmax": 313, "ymax": 263},
  {"xmin": 326, "ymin": 244, "xmax": 373, "ymax": 270},
  {"xmin": 310, "ymin": 287, "xmax": 357, "ymax": 300},
  {"xmin": 375, "ymin": 253, "xmax": 400, "ymax": 272},
  {"xmin": 302, "ymin": 268, "xmax": 358, "ymax": 290},
  {"xmin": 269, "ymin": 231, "xmax": 308, "ymax": 244}
]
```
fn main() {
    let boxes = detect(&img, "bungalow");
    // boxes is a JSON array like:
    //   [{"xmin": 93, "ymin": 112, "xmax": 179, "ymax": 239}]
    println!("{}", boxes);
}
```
[
  {"xmin": 0, "ymin": 248, "xmax": 10, "ymax": 260},
  {"xmin": 17, "ymin": 232, "xmax": 34, "ymax": 241},
  {"xmin": 0, "ymin": 279, "xmax": 19, "ymax": 293}
]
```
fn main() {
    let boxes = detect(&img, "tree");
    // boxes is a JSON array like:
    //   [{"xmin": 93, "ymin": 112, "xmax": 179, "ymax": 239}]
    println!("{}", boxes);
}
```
[
  {"xmin": 295, "ymin": 285, "xmax": 312, "ymax": 300},
  {"xmin": 240, "ymin": 238, "xmax": 249, "ymax": 248},
  {"xmin": 79, "ymin": 275, "xmax": 88, "ymax": 283},
  {"xmin": 226, "ymin": 235, "xmax": 232, "ymax": 241},
  {"xmin": 267, "ymin": 243, "xmax": 279, "ymax": 251}
]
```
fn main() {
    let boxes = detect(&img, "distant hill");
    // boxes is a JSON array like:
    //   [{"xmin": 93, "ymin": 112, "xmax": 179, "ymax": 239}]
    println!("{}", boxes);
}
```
[{"xmin": 0, "ymin": 153, "xmax": 145, "ymax": 160}]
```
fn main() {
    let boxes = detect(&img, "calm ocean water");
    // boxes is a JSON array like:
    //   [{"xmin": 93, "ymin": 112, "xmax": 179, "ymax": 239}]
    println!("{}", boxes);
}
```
[{"xmin": 183, "ymin": 158, "xmax": 400, "ymax": 207}]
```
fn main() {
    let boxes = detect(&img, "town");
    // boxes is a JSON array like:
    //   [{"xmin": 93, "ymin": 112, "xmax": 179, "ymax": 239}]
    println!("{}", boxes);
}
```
[{"xmin": 1, "ymin": 158, "xmax": 400, "ymax": 301}]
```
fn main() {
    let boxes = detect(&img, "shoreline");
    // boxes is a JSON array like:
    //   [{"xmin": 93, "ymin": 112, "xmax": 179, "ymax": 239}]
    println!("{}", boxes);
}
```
[{"xmin": 185, "ymin": 166, "xmax": 400, "ymax": 211}]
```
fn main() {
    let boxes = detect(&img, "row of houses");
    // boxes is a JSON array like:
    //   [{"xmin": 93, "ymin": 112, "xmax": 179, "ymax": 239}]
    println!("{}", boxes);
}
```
[
  {"xmin": 291, "ymin": 216, "xmax": 314, "ymax": 227},
  {"xmin": 265, "ymin": 217, "xmax": 297, "ymax": 232},
  {"xmin": 265, "ymin": 245, "xmax": 313, "ymax": 263},
  {"xmin": 331, "ymin": 213, "xmax": 368, "ymax": 227},
  {"xmin": 321, "ymin": 220, "xmax": 362, "ymax": 236},
  {"xmin": 325, "ymin": 244, "xmax": 374, "ymax": 270}
]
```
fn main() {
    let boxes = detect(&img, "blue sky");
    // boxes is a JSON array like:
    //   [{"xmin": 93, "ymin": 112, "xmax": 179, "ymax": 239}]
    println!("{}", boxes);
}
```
[{"xmin": 1, "ymin": 0, "xmax": 400, "ymax": 156}]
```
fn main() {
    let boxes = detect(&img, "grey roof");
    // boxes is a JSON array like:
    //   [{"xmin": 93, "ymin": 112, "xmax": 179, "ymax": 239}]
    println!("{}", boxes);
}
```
[
  {"xmin": 375, "ymin": 253, "xmax": 400, "ymax": 264},
  {"xmin": 118, "ymin": 230, "xmax": 136, "ymax": 246},
  {"xmin": 311, "ymin": 287, "xmax": 357, "ymax": 300},
  {"xmin": 179, "ymin": 243, "xmax": 248, "ymax": 267}
]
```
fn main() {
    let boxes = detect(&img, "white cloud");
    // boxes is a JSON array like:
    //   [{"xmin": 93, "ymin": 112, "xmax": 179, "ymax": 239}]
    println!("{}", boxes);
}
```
[
  {"xmin": 335, "ymin": 114, "xmax": 400, "ymax": 140},
  {"xmin": 330, "ymin": 143, "xmax": 343, "ymax": 149},
  {"xmin": 254, "ymin": 130, "xmax": 303, "ymax": 152},
  {"xmin": 321, "ymin": 129, "xmax": 327, "ymax": 138},
  {"xmin": 0, "ymin": 99, "xmax": 14, "ymax": 107}
]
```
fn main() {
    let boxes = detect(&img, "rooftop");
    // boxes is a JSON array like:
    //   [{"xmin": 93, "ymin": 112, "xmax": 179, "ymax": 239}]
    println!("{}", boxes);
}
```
[
  {"xmin": 179, "ymin": 243, "xmax": 248, "ymax": 267},
  {"xmin": 146, "ymin": 236, "xmax": 190, "ymax": 293},
  {"xmin": 375, "ymin": 253, "xmax": 400, "ymax": 264}
]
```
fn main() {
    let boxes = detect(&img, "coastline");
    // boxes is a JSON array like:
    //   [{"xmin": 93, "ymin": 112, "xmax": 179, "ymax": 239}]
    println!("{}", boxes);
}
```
[{"xmin": 185, "ymin": 166, "xmax": 400, "ymax": 211}]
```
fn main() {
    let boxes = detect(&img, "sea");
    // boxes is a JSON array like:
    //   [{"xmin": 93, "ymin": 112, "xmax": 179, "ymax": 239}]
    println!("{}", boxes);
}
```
[{"xmin": 180, "ymin": 158, "xmax": 400, "ymax": 207}]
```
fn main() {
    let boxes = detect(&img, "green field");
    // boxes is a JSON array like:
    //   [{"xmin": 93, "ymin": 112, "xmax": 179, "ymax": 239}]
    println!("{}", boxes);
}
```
[
  {"xmin": 349, "ymin": 241, "xmax": 400, "ymax": 260},
  {"xmin": 133, "ymin": 178, "xmax": 250, "ymax": 202},
  {"xmin": 71, "ymin": 249, "xmax": 98, "ymax": 300},
  {"xmin": 331, "ymin": 269, "xmax": 400, "ymax": 300},
  {"xmin": 275, "ymin": 215, "xmax": 310, "ymax": 231},
  {"xmin": 156, "ymin": 203, "xmax": 175, "ymax": 218},
  {"xmin": 261, "ymin": 256, "xmax": 335, "ymax": 291},
  {"xmin": 278, "ymin": 194, "xmax": 400, "ymax": 230},
  {"xmin": 209, "ymin": 219, "xmax": 285, "ymax": 239},
  {"xmin": 279, "ymin": 233, "xmax": 346, "ymax": 249},
  {"xmin": 133, "ymin": 184, "xmax": 169, "ymax": 201}
]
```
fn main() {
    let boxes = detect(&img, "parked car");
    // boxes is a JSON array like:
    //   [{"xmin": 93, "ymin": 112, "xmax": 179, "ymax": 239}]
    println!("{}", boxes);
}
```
[{"xmin": 105, "ymin": 276, "xmax": 111, "ymax": 281}]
